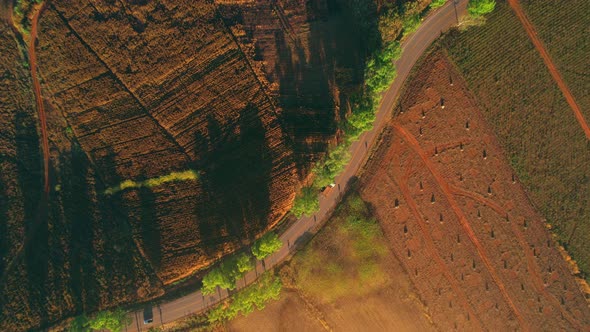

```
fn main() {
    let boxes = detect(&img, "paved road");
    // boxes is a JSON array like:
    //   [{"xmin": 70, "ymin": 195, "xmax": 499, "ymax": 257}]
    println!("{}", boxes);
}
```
[{"xmin": 125, "ymin": 1, "xmax": 467, "ymax": 330}]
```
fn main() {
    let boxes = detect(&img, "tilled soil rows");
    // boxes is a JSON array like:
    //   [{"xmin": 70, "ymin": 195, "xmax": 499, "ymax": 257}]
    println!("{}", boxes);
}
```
[
  {"xmin": 361, "ymin": 51, "xmax": 590, "ymax": 331},
  {"xmin": 1, "ymin": 0, "xmax": 371, "ymax": 330}
]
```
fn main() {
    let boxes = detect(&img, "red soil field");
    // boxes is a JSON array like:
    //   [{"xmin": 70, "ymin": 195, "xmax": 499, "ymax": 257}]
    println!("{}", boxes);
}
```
[{"xmin": 360, "ymin": 51, "xmax": 590, "ymax": 331}]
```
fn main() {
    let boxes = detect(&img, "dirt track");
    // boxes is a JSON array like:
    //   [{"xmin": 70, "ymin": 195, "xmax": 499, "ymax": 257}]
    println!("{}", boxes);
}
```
[
  {"xmin": 508, "ymin": 0, "xmax": 590, "ymax": 140},
  {"xmin": 28, "ymin": 3, "xmax": 50, "ymax": 193}
]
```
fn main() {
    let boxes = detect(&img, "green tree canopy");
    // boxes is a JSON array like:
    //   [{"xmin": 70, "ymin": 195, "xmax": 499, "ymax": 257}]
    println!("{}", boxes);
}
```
[
  {"xmin": 251, "ymin": 232, "xmax": 283, "ymax": 260},
  {"xmin": 207, "ymin": 274, "xmax": 282, "ymax": 324},
  {"xmin": 468, "ymin": 0, "xmax": 496, "ymax": 17},
  {"xmin": 202, "ymin": 253, "xmax": 254, "ymax": 294},
  {"xmin": 292, "ymin": 186, "xmax": 320, "ymax": 218},
  {"xmin": 86, "ymin": 309, "xmax": 130, "ymax": 332}
]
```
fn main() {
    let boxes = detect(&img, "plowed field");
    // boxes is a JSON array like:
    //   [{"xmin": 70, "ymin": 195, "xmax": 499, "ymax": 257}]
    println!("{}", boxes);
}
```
[
  {"xmin": 360, "ymin": 51, "xmax": 590, "ymax": 331},
  {"xmin": 0, "ymin": 0, "xmax": 373, "ymax": 330}
]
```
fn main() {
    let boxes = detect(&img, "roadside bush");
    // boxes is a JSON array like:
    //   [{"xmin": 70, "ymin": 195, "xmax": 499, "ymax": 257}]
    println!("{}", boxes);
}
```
[
  {"xmin": 251, "ymin": 232, "xmax": 283, "ymax": 260},
  {"xmin": 291, "ymin": 186, "xmax": 320, "ymax": 217},
  {"xmin": 430, "ymin": 0, "xmax": 448, "ymax": 9},
  {"xmin": 69, "ymin": 309, "xmax": 131, "ymax": 332},
  {"xmin": 402, "ymin": 13, "xmax": 422, "ymax": 34},
  {"xmin": 468, "ymin": 0, "xmax": 496, "ymax": 17},
  {"xmin": 202, "ymin": 253, "xmax": 254, "ymax": 294},
  {"xmin": 87, "ymin": 310, "xmax": 130, "ymax": 332},
  {"xmin": 207, "ymin": 274, "xmax": 282, "ymax": 324}
]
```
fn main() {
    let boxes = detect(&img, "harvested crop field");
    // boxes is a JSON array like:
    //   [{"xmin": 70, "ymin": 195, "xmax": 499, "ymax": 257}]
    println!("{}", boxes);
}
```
[
  {"xmin": 441, "ymin": 0, "xmax": 590, "ymax": 280},
  {"xmin": 360, "ymin": 51, "xmax": 590, "ymax": 331},
  {"xmin": 1, "ymin": 0, "xmax": 374, "ymax": 329}
]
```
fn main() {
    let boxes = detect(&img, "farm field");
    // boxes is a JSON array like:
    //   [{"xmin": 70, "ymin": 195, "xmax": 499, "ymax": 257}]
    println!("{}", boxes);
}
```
[
  {"xmin": 225, "ymin": 192, "xmax": 435, "ymax": 332},
  {"xmin": 0, "ymin": 0, "xmax": 377, "ymax": 330},
  {"xmin": 442, "ymin": 0, "xmax": 590, "ymax": 280},
  {"xmin": 518, "ymin": 0, "xmax": 590, "ymax": 121},
  {"xmin": 360, "ymin": 50, "xmax": 590, "ymax": 331}
]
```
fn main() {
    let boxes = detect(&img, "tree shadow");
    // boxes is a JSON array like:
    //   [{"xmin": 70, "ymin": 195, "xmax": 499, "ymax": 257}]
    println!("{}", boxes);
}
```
[
  {"xmin": 195, "ymin": 103, "xmax": 273, "ymax": 254},
  {"xmin": 274, "ymin": 0, "xmax": 379, "ymax": 173},
  {"xmin": 137, "ymin": 186, "xmax": 161, "ymax": 271},
  {"xmin": 61, "ymin": 141, "xmax": 98, "ymax": 313},
  {"xmin": 14, "ymin": 109, "xmax": 48, "ymax": 325},
  {"xmin": 0, "ymin": 177, "xmax": 7, "ymax": 277}
]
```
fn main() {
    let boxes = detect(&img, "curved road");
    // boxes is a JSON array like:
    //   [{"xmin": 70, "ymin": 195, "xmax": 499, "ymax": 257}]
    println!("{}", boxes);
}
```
[{"xmin": 125, "ymin": 1, "xmax": 467, "ymax": 330}]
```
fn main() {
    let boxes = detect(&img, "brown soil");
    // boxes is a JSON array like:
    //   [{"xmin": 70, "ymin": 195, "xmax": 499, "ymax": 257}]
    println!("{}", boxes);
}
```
[
  {"xmin": 1, "ymin": 0, "xmax": 373, "ymax": 330},
  {"xmin": 360, "ymin": 51, "xmax": 590, "ymax": 331}
]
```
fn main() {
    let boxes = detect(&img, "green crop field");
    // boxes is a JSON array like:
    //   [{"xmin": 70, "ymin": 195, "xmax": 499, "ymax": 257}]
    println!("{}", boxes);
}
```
[
  {"xmin": 441, "ymin": 0, "xmax": 590, "ymax": 280},
  {"xmin": 519, "ymin": 0, "xmax": 590, "ymax": 119}
]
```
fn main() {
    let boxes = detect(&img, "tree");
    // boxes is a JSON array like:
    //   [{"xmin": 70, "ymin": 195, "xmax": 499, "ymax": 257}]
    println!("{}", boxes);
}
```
[
  {"xmin": 468, "ymin": 0, "xmax": 496, "ymax": 18},
  {"xmin": 251, "ymin": 232, "xmax": 283, "ymax": 260},
  {"xmin": 202, "ymin": 253, "xmax": 254, "ymax": 294},
  {"xmin": 292, "ymin": 186, "xmax": 320, "ymax": 217},
  {"xmin": 207, "ymin": 274, "xmax": 282, "ymax": 324},
  {"xmin": 430, "ymin": 0, "xmax": 447, "ymax": 9},
  {"xmin": 87, "ymin": 309, "xmax": 130, "ymax": 332}
]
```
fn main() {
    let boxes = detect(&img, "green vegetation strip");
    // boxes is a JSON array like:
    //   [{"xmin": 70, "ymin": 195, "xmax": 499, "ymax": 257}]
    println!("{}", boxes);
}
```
[
  {"xmin": 69, "ymin": 309, "xmax": 130, "ymax": 332},
  {"xmin": 202, "ymin": 231, "xmax": 283, "ymax": 294},
  {"xmin": 104, "ymin": 169, "xmax": 198, "ymax": 195},
  {"xmin": 292, "ymin": 0, "xmax": 455, "ymax": 217},
  {"xmin": 206, "ymin": 273, "xmax": 282, "ymax": 324}
]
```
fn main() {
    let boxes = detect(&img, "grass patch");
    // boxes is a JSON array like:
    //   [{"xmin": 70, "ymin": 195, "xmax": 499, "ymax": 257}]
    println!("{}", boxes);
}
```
[
  {"xmin": 291, "ymin": 192, "xmax": 389, "ymax": 302},
  {"xmin": 104, "ymin": 169, "xmax": 198, "ymax": 195}
]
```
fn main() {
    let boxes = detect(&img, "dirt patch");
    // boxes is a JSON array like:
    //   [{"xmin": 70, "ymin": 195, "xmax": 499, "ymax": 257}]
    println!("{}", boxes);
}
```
[{"xmin": 360, "ymin": 51, "xmax": 590, "ymax": 331}]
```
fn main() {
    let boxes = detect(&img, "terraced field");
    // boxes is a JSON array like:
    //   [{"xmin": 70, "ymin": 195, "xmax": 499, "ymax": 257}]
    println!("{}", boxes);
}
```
[{"xmin": 442, "ymin": 0, "xmax": 590, "ymax": 280}]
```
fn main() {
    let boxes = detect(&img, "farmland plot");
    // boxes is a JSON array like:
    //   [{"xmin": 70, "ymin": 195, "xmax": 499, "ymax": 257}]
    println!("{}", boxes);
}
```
[
  {"xmin": 361, "ymin": 51, "xmax": 590, "ymax": 331},
  {"xmin": 1, "ymin": 0, "xmax": 377, "ymax": 330},
  {"xmin": 442, "ymin": 0, "xmax": 590, "ymax": 280}
]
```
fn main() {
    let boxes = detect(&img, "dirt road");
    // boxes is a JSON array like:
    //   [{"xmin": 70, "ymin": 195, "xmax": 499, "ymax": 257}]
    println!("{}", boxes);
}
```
[
  {"xmin": 123, "ymin": 1, "xmax": 468, "ymax": 330},
  {"xmin": 29, "ymin": 3, "xmax": 50, "ymax": 194},
  {"xmin": 508, "ymin": 0, "xmax": 590, "ymax": 140}
]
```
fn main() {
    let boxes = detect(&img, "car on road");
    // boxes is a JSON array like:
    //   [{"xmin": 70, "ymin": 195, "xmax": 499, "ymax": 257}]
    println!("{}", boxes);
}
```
[{"xmin": 143, "ymin": 306, "xmax": 153, "ymax": 324}]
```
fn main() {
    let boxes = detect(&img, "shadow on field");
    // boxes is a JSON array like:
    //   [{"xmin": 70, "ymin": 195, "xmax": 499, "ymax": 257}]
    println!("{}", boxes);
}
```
[
  {"xmin": 0, "ymin": 178, "xmax": 7, "ymax": 277},
  {"xmin": 194, "ymin": 103, "xmax": 273, "ymax": 254},
  {"xmin": 14, "ymin": 109, "xmax": 48, "ymax": 325},
  {"xmin": 137, "ymin": 186, "xmax": 162, "ymax": 271},
  {"xmin": 275, "ymin": 0, "xmax": 379, "ymax": 173},
  {"xmin": 62, "ymin": 142, "xmax": 99, "ymax": 314}
]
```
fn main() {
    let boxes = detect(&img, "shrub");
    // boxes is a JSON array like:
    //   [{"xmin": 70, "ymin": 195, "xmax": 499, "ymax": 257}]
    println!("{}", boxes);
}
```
[
  {"xmin": 402, "ymin": 13, "xmax": 421, "ymax": 34},
  {"xmin": 292, "ymin": 186, "xmax": 320, "ymax": 217},
  {"xmin": 207, "ymin": 274, "xmax": 282, "ymax": 324},
  {"xmin": 202, "ymin": 253, "xmax": 254, "ymax": 294},
  {"xmin": 468, "ymin": 0, "xmax": 496, "ymax": 17},
  {"xmin": 251, "ymin": 232, "xmax": 283, "ymax": 260},
  {"xmin": 87, "ymin": 309, "xmax": 130, "ymax": 332},
  {"xmin": 430, "ymin": 0, "xmax": 447, "ymax": 9}
]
